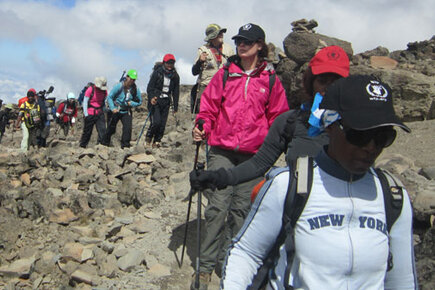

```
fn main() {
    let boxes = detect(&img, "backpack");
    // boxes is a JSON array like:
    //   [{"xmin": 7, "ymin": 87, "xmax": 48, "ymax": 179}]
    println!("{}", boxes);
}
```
[
  {"xmin": 22, "ymin": 102, "xmax": 41, "ymax": 128},
  {"xmin": 248, "ymin": 157, "xmax": 404, "ymax": 290},
  {"xmin": 18, "ymin": 97, "xmax": 28, "ymax": 108},
  {"xmin": 45, "ymin": 97, "xmax": 56, "ymax": 121},
  {"xmin": 78, "ymin": 83, "xmax": 95, "ymax": 106}
]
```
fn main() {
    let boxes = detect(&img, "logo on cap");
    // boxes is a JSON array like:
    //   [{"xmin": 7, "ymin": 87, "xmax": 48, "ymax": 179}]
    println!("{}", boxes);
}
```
[
  {"xmin": 366, "ymin": 80, "xmax": 388, "ymax": 102},
  {"xmin": 327, "ymin": 51, "xmax": 340, "ymax": 60},
  {"xmin": 242, "ymin": 24, "xmax": 252, "ymax": 31}
]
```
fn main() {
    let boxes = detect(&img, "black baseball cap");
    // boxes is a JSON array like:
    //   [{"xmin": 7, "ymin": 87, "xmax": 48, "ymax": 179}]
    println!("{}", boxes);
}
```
[
  {"xmin": 320, "ymin": 75, "xmax": 410, "ymax": 132},
  {"xmin": 232, "ymin": 23, "xmax": 265, "ymax": 41}
]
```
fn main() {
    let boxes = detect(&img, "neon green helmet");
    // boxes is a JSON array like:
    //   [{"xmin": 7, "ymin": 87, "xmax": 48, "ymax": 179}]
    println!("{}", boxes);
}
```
[{"xmin": 127, "ymin": 69, "xmax": 137, "ymax": 80}]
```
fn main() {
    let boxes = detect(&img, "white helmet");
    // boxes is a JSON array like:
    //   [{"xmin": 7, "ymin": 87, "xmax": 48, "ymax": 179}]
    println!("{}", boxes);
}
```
[{"xmin": 67, "ymin": 92, "xmax": 76, "ymax": 100}]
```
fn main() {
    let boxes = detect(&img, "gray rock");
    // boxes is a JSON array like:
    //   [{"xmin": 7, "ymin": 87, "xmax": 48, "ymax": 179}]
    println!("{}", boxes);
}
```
[
  {"xmin": 0, "ymin": 256, "xmax": 36, "ymax": 278},
  {"xmin": 116, "ymin": 249, "xmax": 145, "ymax": 272},
  {"xmin": 283, "ymin": 31, "xmax": 353, "ymax": 65},
  {"xmin": 420, "ymin": 167, "xmax": 435, "ymax": 180}
]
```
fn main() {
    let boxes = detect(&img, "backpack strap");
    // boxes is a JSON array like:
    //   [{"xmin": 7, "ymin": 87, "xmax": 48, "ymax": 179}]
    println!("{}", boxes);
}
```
[
  {"xmin": 375, "ymin": 168, "xmax": 404, "ymax": 234},
  {"xmin": 374, "ymin": 168, "xmax": 404, "ymax": 272},
  {"xmin": 282, "ymin": 157, "xmax": 313, "ymax": 288}
]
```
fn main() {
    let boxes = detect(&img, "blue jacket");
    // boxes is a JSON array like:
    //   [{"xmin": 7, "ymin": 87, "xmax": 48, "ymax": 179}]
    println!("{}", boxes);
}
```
[{"xmin": 107, "ymin": 82, "xmax": 142, "ymax": 113}]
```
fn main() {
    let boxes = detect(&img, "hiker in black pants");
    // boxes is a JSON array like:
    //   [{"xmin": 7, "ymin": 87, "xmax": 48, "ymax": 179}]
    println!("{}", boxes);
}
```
[
  {"xmin": 0, "ymin": 104, "xmax": 13, "ymax": 143},
  {"xmin": 104, "ymin": 70, "xmax": 142, "ymax": 149},
  {"xmin": 145, "ymin": 54, "xmax": 180, "ymax": 148},
  {"xmin": 79, "ymin": 77, "xmax": 108, "ymax": 148}
]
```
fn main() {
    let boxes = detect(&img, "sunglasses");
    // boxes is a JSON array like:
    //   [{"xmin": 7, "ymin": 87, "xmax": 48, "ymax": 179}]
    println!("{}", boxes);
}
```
[
  {"xmin": 234, "ymin": 38, "xmax": 256, "ymax": 46},
  {"xmin": 338, "ymin": 122, "xmax": 397, "ymax": 148}
]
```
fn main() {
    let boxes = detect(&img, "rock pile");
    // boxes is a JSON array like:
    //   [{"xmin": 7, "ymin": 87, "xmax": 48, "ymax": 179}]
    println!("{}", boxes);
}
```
[
  {"xmin": 0, "ymin": 22, "xmax": 434, "ymax": 289},
  {"xmin": 274, "ymin": 22, "xmax": 435, "ymax": 121}
]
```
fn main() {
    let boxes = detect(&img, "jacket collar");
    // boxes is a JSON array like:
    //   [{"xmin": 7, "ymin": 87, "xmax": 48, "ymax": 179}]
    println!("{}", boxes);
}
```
[
  {"xmin": 315, "ymin": 146, "xmax": 367, "ymax": 182},
  {"xmin": 228, "ymin": 60, "xmax": 271, "ymax": 77}
]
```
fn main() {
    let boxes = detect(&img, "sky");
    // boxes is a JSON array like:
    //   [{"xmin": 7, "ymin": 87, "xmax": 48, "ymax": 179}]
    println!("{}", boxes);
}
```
[{"xmin": 0, "ymin": 0, "xmax": 433, "ymax": 104}]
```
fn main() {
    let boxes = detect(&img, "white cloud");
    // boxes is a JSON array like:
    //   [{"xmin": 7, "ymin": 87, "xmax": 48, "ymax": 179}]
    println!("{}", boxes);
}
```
[{"xmin": 0, "ymin": 0, "xmax": 433, "ymax": 104}]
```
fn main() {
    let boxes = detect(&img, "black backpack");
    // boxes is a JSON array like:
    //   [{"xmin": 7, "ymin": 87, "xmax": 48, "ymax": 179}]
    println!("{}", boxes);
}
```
[{"xmin": 248, "ymin": 157, "xmax": 404, "ymax": 290}]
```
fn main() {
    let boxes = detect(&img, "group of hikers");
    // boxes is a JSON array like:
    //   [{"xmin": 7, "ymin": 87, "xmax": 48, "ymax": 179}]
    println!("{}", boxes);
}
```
[
  {"xmin": 186, "ymin": 23, "xmax": 417, "ymax": 290},
  {"xmin": 0, "ymin": 53, "xmax": 182, "ymax": 151},
  {"xmin": 0, "ymin": 21, "xmax": 417, "ymax": 289}
]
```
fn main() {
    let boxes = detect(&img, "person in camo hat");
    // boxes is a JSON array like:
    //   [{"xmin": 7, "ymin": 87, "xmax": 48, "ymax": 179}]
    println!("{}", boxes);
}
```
[
  {"xmin": 104, "ymin": 69, "xmax": 142, "ymax": 149},
  {"xmin": 191, "ymin": 23, "xmax": 234, "ymax": 114}
]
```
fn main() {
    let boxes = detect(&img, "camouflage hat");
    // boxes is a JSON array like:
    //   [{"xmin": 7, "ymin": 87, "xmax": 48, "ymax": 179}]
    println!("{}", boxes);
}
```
[{"xmin": 204, "ymin": 24, "xmax": 227, "ymax": 42}]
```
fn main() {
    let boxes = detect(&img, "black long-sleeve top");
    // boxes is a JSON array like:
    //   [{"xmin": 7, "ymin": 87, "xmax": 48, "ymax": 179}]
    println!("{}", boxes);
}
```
[{"xmin": 226, "ymin": 109, "xmax": 329, "ymax": 185}]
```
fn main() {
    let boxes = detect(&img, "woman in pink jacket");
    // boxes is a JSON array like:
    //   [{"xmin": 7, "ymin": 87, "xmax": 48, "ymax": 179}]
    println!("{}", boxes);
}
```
[{"xmin": 191, "ymin": 23, "xmax": 289, "ymax": 288}]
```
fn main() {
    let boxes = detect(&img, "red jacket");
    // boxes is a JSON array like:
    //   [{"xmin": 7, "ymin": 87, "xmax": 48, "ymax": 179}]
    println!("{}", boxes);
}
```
[
  {"xmin": 56, "ymin": 101, "xmax": 78, "ymax": 123},
  {"xmin": 196, "ymin": 61, "xmax": 289, "ymax": 154}
]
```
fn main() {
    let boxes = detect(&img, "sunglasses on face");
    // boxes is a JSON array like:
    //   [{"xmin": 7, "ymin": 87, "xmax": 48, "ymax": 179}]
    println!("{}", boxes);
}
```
[
  {"xmin": 234, "ymin": 38, "xmax": 256, "ymax": 46},
  {"xmin": 338, "ymin": 122, "xmax": 397, "ymax": 148}
]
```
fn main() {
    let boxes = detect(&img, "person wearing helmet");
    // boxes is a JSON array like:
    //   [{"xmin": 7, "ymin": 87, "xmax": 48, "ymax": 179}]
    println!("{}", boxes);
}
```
[
  {"xmin": 103, "ymin": 69, "xmax": 142, "ymax": 148},
  {"xmin": 145, "ymin": 54, "xmax": 180, "ymax": 148},
  {"xmin": 191, "ymin": 24, "xmax": 234, "ymax": 114},
  {"xmin": 0, "ymin": 103, "xmax": 14, "ymax": 144},
  {"xmin": 56, "ymin": 92, "xmax": 78, "ymax": 137}
]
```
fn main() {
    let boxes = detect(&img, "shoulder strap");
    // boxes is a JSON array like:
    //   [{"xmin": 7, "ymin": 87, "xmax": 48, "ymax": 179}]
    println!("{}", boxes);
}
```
[
  {"xmin": 375, "ymin": 168, "xmax": 404, "ymax": 272},
  {"xmin": 375, "ymin": 168, "xmax": 404, "ymax": 233},
  {"xmin": 268, "ymin": 72, "xmax": 276, "ymax": 95},
  {"xmin": 222, "ymin": 64, "xmax": 230, "ymax": 90}
]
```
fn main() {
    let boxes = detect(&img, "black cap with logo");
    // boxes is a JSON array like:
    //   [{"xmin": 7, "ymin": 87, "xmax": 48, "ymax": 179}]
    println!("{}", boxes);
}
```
[{"xmin": 320, "ymin": 75, "xmax": 410, "ymax": 132}]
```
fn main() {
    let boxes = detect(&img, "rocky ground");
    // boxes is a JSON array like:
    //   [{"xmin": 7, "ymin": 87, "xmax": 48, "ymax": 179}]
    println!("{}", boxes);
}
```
[
  {"xmin": 0, "ymin": 91, "xmax": 433, "ymax": 289},
  {"xmin": 0, "ymin": 22, "xmax": 434, "ymax": 289}
]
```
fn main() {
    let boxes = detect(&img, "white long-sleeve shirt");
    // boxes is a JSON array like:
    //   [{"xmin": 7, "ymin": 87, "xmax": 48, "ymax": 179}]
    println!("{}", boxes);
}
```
[{"xmin": 221, "ymin": 150, "xmax": 417, "ymax": 290}]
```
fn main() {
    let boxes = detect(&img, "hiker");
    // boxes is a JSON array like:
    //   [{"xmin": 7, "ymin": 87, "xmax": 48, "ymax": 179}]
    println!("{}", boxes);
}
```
[
  {"xmin": 0, "ymin": 103, "xmax": 14, "ymax": 144},
  {"xmin": 145, "ymin": 54, "xmax": 180, "ymax": 148},
  {"xmin": 104, "ymin": 69, "xmax": 142, "ymax": 149},
  {"xmin": 79, "ymin": 77, "xmax": 108, "ymax": 148},
  {"xmin": 15, "ymin": 88, "xmax": 42, "ymax": 152},
  {"xmin": 36, "ymin": 89, "xmax": 49, "ymax": 147},
  {"xmin": 56, "ymin": 92, "xmax": 78, "ymax": 137},
  {"xmin": 190, "ymin": 23, "xmax": 289, "ymax": 289},
  {"xmin": 221, "ymin": 75, "xmax": 417, "ymax": 289},
  {"xmin": 191, "ymin": 23, "xmax": 234, "ymax": 114},
  {"xmin": 190, "ymin": 45, "xmax": 349, "ymax": 193}
]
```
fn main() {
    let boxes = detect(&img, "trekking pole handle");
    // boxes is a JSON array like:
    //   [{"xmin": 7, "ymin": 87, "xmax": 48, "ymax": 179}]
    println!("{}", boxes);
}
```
[{"xmin": 196, "ymin": 119, "xmax": 204, "ymax": 131}]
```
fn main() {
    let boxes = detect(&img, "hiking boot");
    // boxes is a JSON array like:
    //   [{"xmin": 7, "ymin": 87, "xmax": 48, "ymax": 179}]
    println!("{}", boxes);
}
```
[
  {"xmin": 152, "ymin": 142, "xmax": 160, "ymax": 148},
  {"xmin": 190, "ymin": 272, "xmax": 211, "ymax": 290}
]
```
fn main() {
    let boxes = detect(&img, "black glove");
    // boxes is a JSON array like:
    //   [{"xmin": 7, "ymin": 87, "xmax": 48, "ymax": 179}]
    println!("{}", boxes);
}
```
[{"xmin": 189, "ymin": 168, "xmax": 230, "ymax": 191}]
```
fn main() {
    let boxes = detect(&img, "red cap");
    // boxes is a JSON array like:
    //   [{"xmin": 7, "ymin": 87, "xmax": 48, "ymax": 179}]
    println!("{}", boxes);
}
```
[
  {"xmin": 309, "ymin": 46, "xmax": 350, "ymax": 77},
  {"xmin": 163, "ymin": 53, "xmax": 176, "ymax": 63},
  {"xmin": 27, "ymin": 88, "xmax": 36, "ymax": 97}
]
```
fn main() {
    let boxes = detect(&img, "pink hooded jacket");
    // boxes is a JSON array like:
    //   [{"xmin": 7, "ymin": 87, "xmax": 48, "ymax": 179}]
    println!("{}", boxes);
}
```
[{"xmin": 196, "ymin": 61, "xmax": 289, "ymax": 154}]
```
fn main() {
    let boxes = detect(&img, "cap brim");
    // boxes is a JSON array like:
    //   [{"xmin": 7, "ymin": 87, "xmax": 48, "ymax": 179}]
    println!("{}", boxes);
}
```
[
  {"xmin": 231, "ymin": 34, "xmax": 251, "ymax": 40},
  {"xmin": 311, "ymin": 65, "xmax": 349, "ymax": 78},
  {"xmin": 340, "ymin": 109, "xmax": 411, "ymax": 133}
]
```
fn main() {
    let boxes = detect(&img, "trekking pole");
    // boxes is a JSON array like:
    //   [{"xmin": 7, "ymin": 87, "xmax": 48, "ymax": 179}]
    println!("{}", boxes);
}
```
[
  {"xmin": 136, "ymin": 110, "xmax": 152, "ymax": 145},
  {"xmin": 194, "ymin": 161, "xmax": 205, "ymax": 289},
  {"xmin": 180, "ymin": 119, "xmax": 204, "ymax": 268}
]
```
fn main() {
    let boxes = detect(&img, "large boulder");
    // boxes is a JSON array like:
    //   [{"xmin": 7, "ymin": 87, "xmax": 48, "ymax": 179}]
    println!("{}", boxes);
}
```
[{"xmin": 283, "ymin": 31, "xmax": 353, "ymax": 65}]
